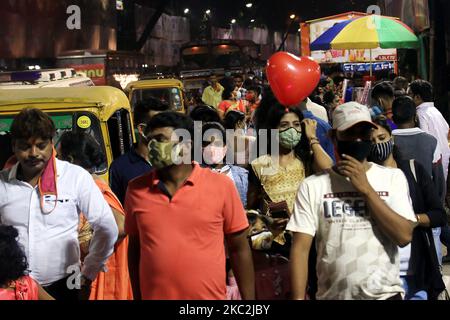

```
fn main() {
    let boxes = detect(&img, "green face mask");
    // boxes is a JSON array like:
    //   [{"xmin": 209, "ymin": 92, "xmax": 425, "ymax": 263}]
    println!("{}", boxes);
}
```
[
  {"xmin": 148, "ymin": 140, "xmax": 181, "ymax": 169},
  {"xmin": 279, "ymin": 127, "xmax": 302, "ymax": 150}
]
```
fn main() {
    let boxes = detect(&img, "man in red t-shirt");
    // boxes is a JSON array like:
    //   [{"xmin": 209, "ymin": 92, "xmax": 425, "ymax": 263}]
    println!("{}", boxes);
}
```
[{"xmin": 125, "ymin": 112, "xmax": 255, "ymax": 300}]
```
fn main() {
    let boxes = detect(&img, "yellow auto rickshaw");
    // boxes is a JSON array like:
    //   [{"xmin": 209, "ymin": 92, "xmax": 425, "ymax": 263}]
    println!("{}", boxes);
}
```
[
  {"xmin": 0, "ymin": 86, "xmax": 135, "ymax": 182},
  {"xmin": 125, "ymin": 78, "xmax": 186, "ymax": 113}
]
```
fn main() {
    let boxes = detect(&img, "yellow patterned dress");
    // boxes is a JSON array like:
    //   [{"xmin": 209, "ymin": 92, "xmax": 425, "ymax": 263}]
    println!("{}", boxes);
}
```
[{"xmin": 250, "ymin": 154, "xmax": 306, "ymax": 249}]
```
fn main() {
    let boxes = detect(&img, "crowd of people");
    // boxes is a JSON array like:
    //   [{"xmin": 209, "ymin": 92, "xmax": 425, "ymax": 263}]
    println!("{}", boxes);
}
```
[{"xmin": 0, "ymin": 70, "xmax": 449, "ymax": 301}]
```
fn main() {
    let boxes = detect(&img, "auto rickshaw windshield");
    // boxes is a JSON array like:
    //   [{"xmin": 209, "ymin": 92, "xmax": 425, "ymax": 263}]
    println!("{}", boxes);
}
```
[
  {"xmin": 131, "ymin": 87, "xmax": 183, "ymax": 112},
  {"xmin": 0, "ymin": 111, "xmax": 107, "ymax": 174}
]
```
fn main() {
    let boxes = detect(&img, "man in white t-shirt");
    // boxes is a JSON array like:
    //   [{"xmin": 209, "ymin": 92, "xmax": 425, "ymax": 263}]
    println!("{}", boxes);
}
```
[
  {"xmin": 287, "ymin": 102, "xmax": 417, "ymax": 300},
  {"xmin": 408, "ymin": 80, "xmax": 450, "ymax": 181}
]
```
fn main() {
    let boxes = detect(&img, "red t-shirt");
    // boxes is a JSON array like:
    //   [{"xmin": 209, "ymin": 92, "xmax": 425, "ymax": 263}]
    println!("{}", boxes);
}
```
[
  {"xmin": 124, "ymin": 164, "xmax": 249, "ymax": 300},
  {"xmin": 218, "ymin": 100, "xmax": 246, "ymax": 114}
]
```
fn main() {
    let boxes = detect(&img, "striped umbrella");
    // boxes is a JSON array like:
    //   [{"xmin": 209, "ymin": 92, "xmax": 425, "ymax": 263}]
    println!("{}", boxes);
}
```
[{"xmin": 310, "ymin": 15, "xmax": 419, "ymax": 75}]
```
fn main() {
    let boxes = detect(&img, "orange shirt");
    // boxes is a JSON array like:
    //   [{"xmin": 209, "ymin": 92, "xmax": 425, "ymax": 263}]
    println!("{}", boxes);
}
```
[
  {"xmin": 89, "ymin": 179, "xmax": 133, "ymax": 300},
  {"xmin": 218, "ymin": 100, "xmax": 246, "ymax": 114},
  {"xmin": 124, "ymin": 164, "xmax": 249, "ymax": 300}
]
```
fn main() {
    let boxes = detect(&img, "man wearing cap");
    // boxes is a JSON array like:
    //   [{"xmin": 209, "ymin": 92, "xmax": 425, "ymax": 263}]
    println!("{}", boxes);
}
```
[{"xmin": 287, "ymin": 102, "xmax": 417, "ymax": 300}]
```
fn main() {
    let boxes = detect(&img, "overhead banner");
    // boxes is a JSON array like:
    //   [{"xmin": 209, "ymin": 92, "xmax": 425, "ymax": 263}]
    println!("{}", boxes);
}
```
[{"xmin": 342, "ymin": 62, "xmax": 395, "ymax": 72}]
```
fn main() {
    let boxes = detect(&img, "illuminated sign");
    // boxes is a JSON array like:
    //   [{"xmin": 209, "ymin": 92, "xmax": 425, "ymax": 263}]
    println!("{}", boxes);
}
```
[{"xmin": 69, "ymin": 64, "xmax": 106, "ymax": 85}]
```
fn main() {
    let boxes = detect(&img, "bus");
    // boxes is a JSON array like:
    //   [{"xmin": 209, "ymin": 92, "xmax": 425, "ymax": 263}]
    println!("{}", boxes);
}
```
[{"xmin": 56, "ymin": 50, "xmax": 145, "ymax": 89}]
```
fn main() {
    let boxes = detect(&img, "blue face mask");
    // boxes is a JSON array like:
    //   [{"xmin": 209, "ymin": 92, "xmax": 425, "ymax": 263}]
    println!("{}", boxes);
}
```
[{"xmin": 370, "ymin": 105, "xmax": 383, "ymax": 118}]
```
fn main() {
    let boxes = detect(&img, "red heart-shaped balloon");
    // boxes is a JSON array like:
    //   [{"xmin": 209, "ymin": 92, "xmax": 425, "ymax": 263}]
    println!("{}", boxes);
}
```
[{"xmin": 266, "ymin": 52, "xmax": 321, "ymax": 106}]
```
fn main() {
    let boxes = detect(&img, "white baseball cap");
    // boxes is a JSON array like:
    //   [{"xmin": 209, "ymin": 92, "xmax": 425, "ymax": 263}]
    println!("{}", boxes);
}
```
[{"xmin": 332, "ymin": 102, "xmax": 377, "ymax": 132}]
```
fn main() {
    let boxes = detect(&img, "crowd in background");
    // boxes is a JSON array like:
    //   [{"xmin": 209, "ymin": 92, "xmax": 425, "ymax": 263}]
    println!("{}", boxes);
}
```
[{"xmin": 1, "ymin": 68, "xmax": 449, "ymax": 301}]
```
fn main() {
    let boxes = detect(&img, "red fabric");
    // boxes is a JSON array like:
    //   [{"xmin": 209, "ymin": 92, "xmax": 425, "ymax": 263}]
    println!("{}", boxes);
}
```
[
  {"xmin": 125, "ymin": 163, "xmax": 249, "ymax": 300},
  {"xmin": 226, "ymin": 277, "xmax": 242, "ymax": 300},
  {"xmin": 3, "ymin": 150, "xmax": 58, "ymax": 213},
  {"xmin": 249, "ymin": 101, "xmax": 261, "ymax": 113},
  {"xmin": 218, "ymin": 100, "xmax": 246, "ymax": 114},
  {"xmin": 38, "ymin": 149, "xmax": 57, "ymax": 196},
  {"xmin": 37, "ymin": 149, "xmax": 58, "ymax": 214},
  {"xmin": 0, "ymin": 276, "xmax": 39, "ymax": 300},
  {"xmin": 253, "ymin": 251, "xmax": 291, "ymax": 300}
]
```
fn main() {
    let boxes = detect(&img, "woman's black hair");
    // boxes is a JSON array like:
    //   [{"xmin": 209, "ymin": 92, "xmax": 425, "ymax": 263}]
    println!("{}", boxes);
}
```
[
  {"xmin": 224, "ymin": 110, "xmax": 245, "ymax": 130},
  {"xmin": 222, "ymin": 87, "xmax": 234, "ymax": 101},
  {"xmin": 266, "ymin": 103, "xmax": 312, "ymax": 176},
  {"xmin": 59, "ymin": 131, "xmax": 106, "ymax": 171},
  {"xmin": 0, "ymin": 226, "xmax": 28, "ymax": 287},
  {"xmin": 369, "ymin": 115, "xmax": 402, "ymax": 162},
  {"xmin": 253, "ymin": 88, "xmax": 278, "ymax": 131},
  {"xmin": 189, "ymin": 105, "xmax": 222, "ymax": 124}
]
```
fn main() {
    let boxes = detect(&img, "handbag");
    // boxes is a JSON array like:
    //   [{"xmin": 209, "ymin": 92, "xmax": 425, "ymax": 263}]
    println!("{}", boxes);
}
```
[{"xmin": 253, "ymin": 250, "xmax": 291, "ymax": 300}]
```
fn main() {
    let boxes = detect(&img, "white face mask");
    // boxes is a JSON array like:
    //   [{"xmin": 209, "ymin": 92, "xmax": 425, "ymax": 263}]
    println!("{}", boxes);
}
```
[{"xmin": 237, "ymin": 124, "xmax": 247, "ymax": 135}]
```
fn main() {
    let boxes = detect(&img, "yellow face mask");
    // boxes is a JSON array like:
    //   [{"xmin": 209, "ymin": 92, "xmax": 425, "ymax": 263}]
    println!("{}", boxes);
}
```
[{"xmin": 148, "ymin": 140, "xmax": 182, "ymax": 169}]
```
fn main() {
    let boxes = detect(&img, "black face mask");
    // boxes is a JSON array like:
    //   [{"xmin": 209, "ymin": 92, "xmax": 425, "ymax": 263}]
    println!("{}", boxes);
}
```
[{"xmin": 336, "ymin": 140, "xmax": 372, "ymax": 162}]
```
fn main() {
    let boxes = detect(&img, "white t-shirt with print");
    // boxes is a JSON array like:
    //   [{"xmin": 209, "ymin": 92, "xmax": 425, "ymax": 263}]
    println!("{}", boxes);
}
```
[{"xmin": 286, "ymin": 163, "xmax": 416, "ymax": 300}]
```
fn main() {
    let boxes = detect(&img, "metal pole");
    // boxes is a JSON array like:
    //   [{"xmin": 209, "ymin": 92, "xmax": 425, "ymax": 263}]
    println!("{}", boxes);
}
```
[
  {"xmin": 370, "ymin": 49, "xmax": 373, "ymax": 78},
  {"xmin": 277, "ymin": 18, "xmax": 297, "ymax": 52}
]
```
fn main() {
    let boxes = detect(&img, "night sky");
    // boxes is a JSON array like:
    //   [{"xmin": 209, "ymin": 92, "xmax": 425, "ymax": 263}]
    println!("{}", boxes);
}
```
[{"xmin": 174, "ymin": 0, "xmax": 379, "ymax": 30}]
